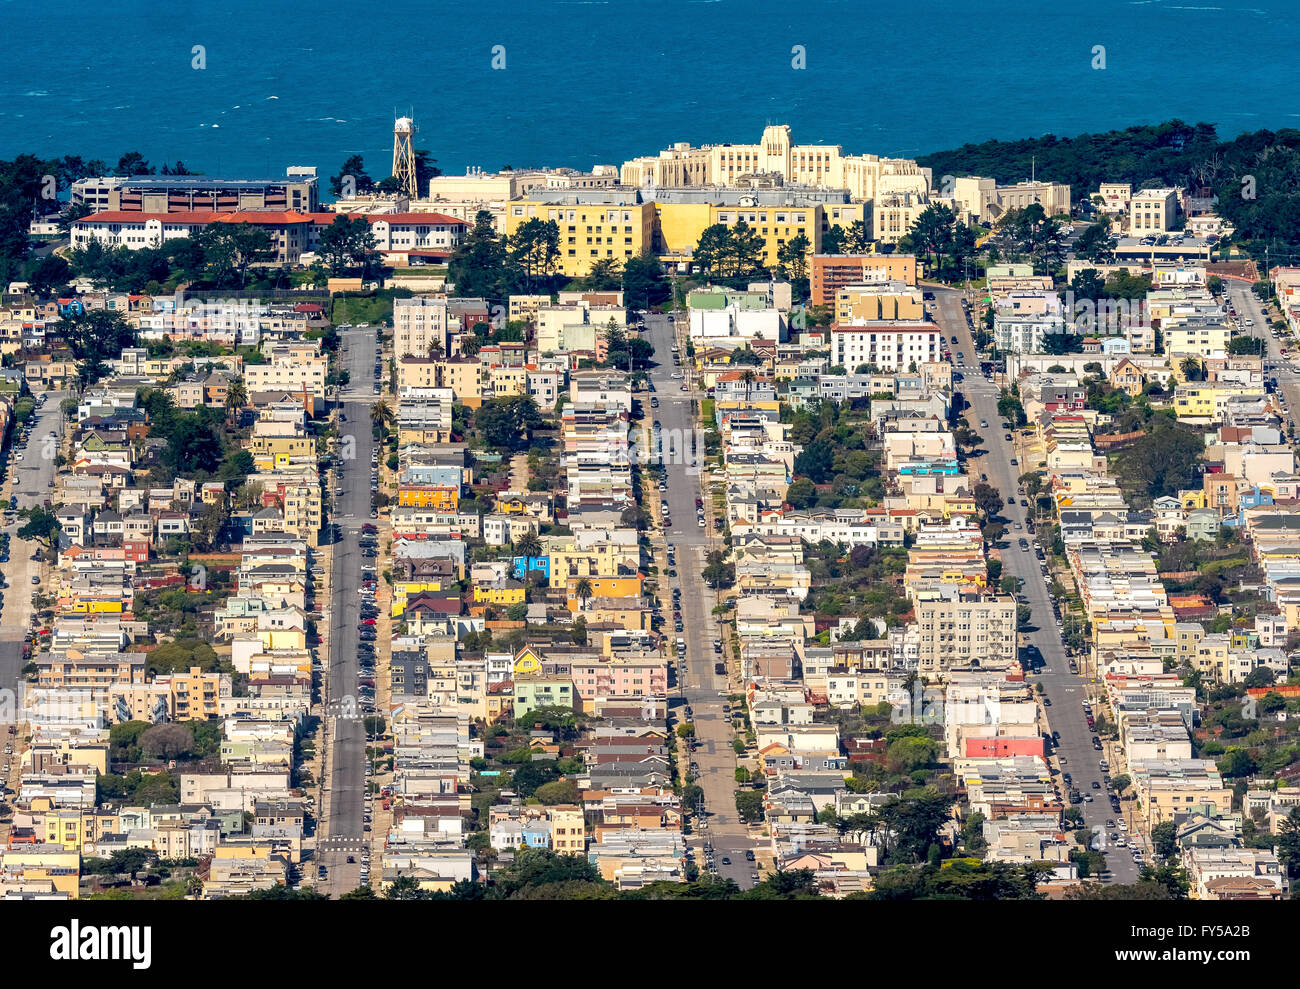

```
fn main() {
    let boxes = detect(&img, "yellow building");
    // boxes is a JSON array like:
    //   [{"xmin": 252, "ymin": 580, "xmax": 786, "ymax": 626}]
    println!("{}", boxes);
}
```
[
  {"xmin": 565, "ymin": 575, "xmax": 642, "ymax": 607},
  {"xmin": 549, "ymin": 805, "xmax": 586, "ymax": 854},
  {"xmin": 42, "ymin": 809, "xmax": 87, "ymax": 852},
  {"xmin": 472, "ymin": 581, "xmax": 527, "ymax": 607},
  {"xmin": 165, "ymin": 666, "xmax": 229, "ymax": 721},
  {"xmin": 397, "ymin": 485, "xmax": 459, "ymax": 511},
  {"xmin": 392, "ymin": 579, "xmax": 449, "ymax": 617},
  {"xmin": 619, "ymin": 126, "xmax": 930, "ymax": 203},
  {"xmin": 834, "ymin": 284, "xmax": 924, "ymax": 322},
  {"xmin": 580, "ymin": 598, "xmax": 650, "ymax": 631},
  {"xmin": 485, "ymin": 364, "xmax": 528, "ymax": 399},
  {"xmin": 63, "ymin": 597, "xmax": 124, "ymax": 615},
  {"xmin": 0, "ymin": 845, "xmax": 81, "ymax": 897},
  {"xmin": 512, "ymin": 646, "xmax": 545, "ymax": 678},
  {"xmin": 398, "ymin": 356, "xmax": 488, "ymax": 408},
  {"xmin": 496, "ymin": 494, "xmax": 530, "ymax": 514},
  {"xmin": 505, "ymin": 197, "xmax": 657, "ymax": 278},
  {"xmin": 250, "ymin": 433, "xmax": 315, "ymax": 472},
  {"xmin": 544, "ymin": 538, "xmax": 633, "ymax": 589},
  {"xmin": 1165, "ymin": 323, "xmax": 1231, "ymax": 359},
  {"xmin": 653, "ymin": 200, "xmax": 824, "ymax": 272},
  {"xmin": 1174, "ymin": 384, "xmax": 1261, "ymax": 423},
  {"xmin": 509, "ymin": 294, "xmax": 553, "ymax": 323}
]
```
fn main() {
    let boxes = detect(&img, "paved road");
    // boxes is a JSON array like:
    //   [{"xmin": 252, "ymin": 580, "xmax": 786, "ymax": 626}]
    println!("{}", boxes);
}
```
[
  {"xmin": 933, "ymin": 286, "xmax": 1142, "ymax": 883},
  {"xmin": 318, "ymin": 328, "xmax": 380, "ymax": 893},
  {"xmin": 642, "ymin": 313, "xmax": 758, "ymax": 889},
  {"xmin": 0, "ymin": 392, "xmax": 69, "ymax": 733},
  {"xmin": 1223, "ymin": 281, "xmax": 1299, "ymax": 425}
]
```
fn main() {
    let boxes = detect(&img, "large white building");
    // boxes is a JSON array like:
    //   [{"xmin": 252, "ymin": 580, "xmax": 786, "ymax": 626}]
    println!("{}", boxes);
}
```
[
  {"xmin": 619, "ymin": 125, "xmax": 931, "ymax": 203},
  {"xmin": 1130, "ymin": 188, "xmax": 1180, "ymax": 235},
  {"xmin": 830, "ymin": 323, "xmax": 942, "ymax": 372},
  {"xmin": 393, "ymin": 296, "xmax": 451, "ymax": 359}
]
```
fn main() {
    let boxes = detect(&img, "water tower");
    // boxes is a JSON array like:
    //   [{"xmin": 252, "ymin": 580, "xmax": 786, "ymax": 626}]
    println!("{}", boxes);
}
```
[{"xmin": 392, "ymin": 116, "xmax": 418, "ymax": 199}]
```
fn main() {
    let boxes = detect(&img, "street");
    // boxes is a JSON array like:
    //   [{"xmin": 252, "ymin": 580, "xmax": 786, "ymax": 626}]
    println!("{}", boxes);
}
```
[
  {"xmin": 1224, "ymin": 280, "xmax": 1298, "ymax": 426},
  {"xmin": 932, "ymin": 286, "xmax": 1141, "ymax": 883},
  {"xmin": 642, "ymin": 312, "xmax": 759, "ymax": 889},
  {"xmin": 317, "ymin": 328, "xmax": 379, "ymax": 894},
  {"xmin": 0, "ymin": 391, "xmax": 68, "ymax": 735}
]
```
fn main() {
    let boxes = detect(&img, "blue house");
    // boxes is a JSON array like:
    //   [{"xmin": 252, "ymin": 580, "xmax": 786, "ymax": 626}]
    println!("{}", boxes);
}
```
[
  {"xmin": 513, "ymin": 555, "xmax": 550, "ymax": 581},
  {"xmin": 522, "ymin": 822, "xmax": 551, "ymax": 849}
]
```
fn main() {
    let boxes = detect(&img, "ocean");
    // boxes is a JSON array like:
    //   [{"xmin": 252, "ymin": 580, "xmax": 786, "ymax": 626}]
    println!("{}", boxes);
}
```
[{"xmin": 1, "ymin": 0, "xmax": 1296, "ymax": 186}]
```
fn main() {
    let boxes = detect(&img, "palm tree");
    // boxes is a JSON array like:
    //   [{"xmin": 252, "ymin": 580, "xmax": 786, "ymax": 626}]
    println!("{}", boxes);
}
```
[
  {"xmin": 740, "ymin": 369, "xmax": 756, "ymax": 405},
  {"xmin": 225, "ymin": 376, "xmax": 248, "ymax": 410},
  {"xmin": 1179, "ymin": 356, "xmax": 1204, "ymax": 382},
  {"xmin": 574, "ymin": 578, "xmax": 594, "ymax": 606},
  {"xmin": 513, "ymin": 532, "xmax": 541, "ymax": 560},
  {"xmin": 371, "ymin": 399, "xmax": 393, "ymax": 426}
]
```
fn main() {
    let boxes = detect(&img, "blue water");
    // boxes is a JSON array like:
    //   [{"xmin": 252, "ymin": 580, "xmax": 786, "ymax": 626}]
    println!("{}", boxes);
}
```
[{"xmin": 1, "ymin": 0, "xmax": 1296, "ymax": 185}]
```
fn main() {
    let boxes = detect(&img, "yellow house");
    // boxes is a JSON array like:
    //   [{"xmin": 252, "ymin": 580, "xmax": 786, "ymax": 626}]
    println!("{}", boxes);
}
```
[
  {"xmin": 392, "ymin": 580, "xmax": 449, "ymax": 616},
  {"xmin": 472, "ymin": 581, "xmax": 527, "ymax": 607},
  {"xmin": 942, "ymin": 494, "xmax": 977, "ymax": 518},
  {"xmin": 42, "ymin": 808, "xmax": 87, "ymax": 852},
  {"xmin": 545, "ymin": 539, "xmax": 630, "ymax": 588},
  {"xmin": 565, "ymin": 575, "xmax": 642, "ymax": 608},
  {"xmin": 581, "ymin": 598, "xmax": 650, "ymax": 631},
  {"xmin": 249, "ymin": 434, "xmax": 314, "ymax": 465},
  {"xmin": 508, "ymin": 294, "xmax": 553, "ymax": 323},
  {"xmin": 435, "ymin": 359, "xmax": 485, "ymax": 407},
  {"xmin": 1, "ymin": 844, "xmax": 81, "ymax": 897},
  {"xmin": 1109, "ymin": 357, "xmax": 1146, "ymax": 396},
  {"xmin": 714, "ymin": 398, "xmax": 781, "ymax": 419},
  {"xmin": 1164, "ymin": 323, "xmax": 1231, "ymax": 359},
  {"xmin": 486, "ymin": 364, "xmax": 528, "ymax": 399},
  {"xmin": 1174, "ymin": 384, "xmax": 1260, "ymax": 423},
  {"xmin": 398, "ymin": 422, "xmax": 453, "ymax": 446},
  {"xmin": 496, "ymin": 494, "xmax": 529, "ymax": 515},
  {"xmin": 549, "ymin": 805, "xmax": 586, "ymax": 854},
  {"xmin": 166, "ymin": 666, "xmax": 229, "ymax": 720},
  {"xmin": 834, "ymin": 284, "xmax": 924, "ymax": 322},
  {"xmin": 505, "ymin": 198, "xmax": 657, "ymax": 278},
  {"xmin": 63, "ymin": 597, "xmax": 124, "ymax": 615},
  {"xmin": 512, "ymin": 646, "xmax": 545, "ymax": 678}
]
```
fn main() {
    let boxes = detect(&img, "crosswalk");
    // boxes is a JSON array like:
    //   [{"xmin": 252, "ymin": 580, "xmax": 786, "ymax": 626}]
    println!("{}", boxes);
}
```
[{"xmin": 317, "ymin": 837, "xmax": 369, "ymax": 851}]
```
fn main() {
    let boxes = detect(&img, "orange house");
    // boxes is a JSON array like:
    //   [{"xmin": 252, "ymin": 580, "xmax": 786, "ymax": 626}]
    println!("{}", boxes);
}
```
[
  {"xmin": 565, "ymin": 575, "xmax": 642, "ymax": 610},
  {"xmin": 397, "ymin": 485, "xmax": 459, "ymax": 511}
]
